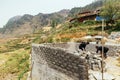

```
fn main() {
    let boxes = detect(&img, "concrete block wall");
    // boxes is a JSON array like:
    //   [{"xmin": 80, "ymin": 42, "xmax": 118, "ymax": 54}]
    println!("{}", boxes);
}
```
[
  {"xmin": 31, "ymin": 42, "xmax": 120, "ymax": 80},
  {"xmin": 42, "ymin": 43, "xmax": 69, "ymax": 49},
  {"xmin": 32, "ymin": 43, "xmax": 88, "ymax": 80}
]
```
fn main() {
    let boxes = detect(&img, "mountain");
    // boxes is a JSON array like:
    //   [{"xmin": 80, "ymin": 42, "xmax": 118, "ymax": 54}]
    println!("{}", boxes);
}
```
[
  {"xmin": 8, "ymin": 16, "xmax": 22, "ymax": 22},
  {"xmin": 57, "ymin": 9, "xmax": 70, "ymax": 17},
  {"xmin": 0, "ymin": 9, "xmax": 70, "ymax": 37},
  {"xmin": 68, "ymin": 0, "xmax": 103, "ymax": 17},
  {"xmin": 0, "ymin": 0, "xmax": 103, "ymax": 37}
]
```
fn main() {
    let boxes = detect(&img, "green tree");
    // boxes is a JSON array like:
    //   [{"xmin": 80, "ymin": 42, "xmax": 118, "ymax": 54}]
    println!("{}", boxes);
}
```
[
  {"xmin": 51, "ymin": 20, "xmax": 55, "ymax": 28},
  {"xmin": 51, "ymin": 20, "xmax": 58, "ymax": 28},
  {"xmin": 100, "ymin": 0, "xmax": 120, "ymax": 25}
]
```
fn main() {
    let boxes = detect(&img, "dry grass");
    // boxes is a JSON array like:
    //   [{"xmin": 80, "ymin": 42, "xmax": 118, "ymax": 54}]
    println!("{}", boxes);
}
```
[
  {"xmin": 0, "ymin": 49, "xmax": 30, "ymax": 80},
  {"xmin": 55, "ymin": 32, "xmax": 86, "ymax": 40},
  {"xmin": 0, "ymin": 37, "xmax": 30, "ymax": 80}
]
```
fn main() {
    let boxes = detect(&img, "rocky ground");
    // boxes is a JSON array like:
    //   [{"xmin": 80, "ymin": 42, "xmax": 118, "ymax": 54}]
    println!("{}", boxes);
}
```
[
  {"xmin": 105, "ymin": 57, "xmax": 120, "ymax": 80},
  {"xmin": 88, "ymin": 56, "xmax": 120, "ymax": 80}
]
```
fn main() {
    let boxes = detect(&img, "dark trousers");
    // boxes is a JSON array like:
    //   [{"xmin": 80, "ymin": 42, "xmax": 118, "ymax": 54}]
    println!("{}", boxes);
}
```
[{"xmin": 100, "ymin": 52, "xmax": 107, "ymax": 59}]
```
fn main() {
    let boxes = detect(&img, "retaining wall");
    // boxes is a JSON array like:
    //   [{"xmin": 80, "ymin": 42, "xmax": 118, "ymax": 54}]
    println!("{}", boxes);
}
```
[
  {"xmin": 31, "ymin": 42, "xmax": 120, "ymax": 80},
  {"xmin": 32, "ymin": 43, "xmax": 88, "ymax": 80}
]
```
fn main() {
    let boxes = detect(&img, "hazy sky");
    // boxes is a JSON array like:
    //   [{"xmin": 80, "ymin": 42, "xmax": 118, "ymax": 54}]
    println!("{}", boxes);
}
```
[{"xmin": 0, "ymin": 0, "xmax": 95, "ymax": 28}]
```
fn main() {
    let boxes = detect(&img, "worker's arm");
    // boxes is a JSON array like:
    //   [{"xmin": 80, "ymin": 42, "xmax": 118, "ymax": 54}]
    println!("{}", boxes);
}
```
[{"xmin": 96, "ymin": 49, "xmax": 99, "ymax": 53}]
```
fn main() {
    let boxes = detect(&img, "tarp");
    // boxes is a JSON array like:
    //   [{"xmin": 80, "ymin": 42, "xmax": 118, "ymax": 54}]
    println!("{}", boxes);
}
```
[{"xmin": 95, "ymin": 16, "xmax": 103, "ymax": 21}]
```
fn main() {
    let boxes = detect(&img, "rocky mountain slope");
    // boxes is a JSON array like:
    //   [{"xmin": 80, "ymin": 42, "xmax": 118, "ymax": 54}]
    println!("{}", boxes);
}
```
[
  {"xmin": 0, "ymin": 10, "xmax": 70, "ymax": 37},
  {"xmin": 0, "ymin": 0, "xmax": 103, "ymax": 38}
]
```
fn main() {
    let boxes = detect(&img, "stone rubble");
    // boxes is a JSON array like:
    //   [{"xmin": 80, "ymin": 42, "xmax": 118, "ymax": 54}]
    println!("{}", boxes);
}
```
[
  {"xmin": 78, "ymin": 51, "xmax": 116, "ymax": 80},
  {"xmin": 108, "ymin": 32, "xmax": 120, "ymax": 39},
  {"xmin": 78, "ymin": 51, "xmax": 105, "ymax": 71}
]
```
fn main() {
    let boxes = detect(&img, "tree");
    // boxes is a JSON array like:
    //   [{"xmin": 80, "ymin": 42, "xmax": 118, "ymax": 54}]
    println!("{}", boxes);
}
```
[
  {"xmin": 100, "ymin": 0, "xmax": 120, "ymax": 25},
  {"xmin": 51, "ymin": 20, "xmax": 56, "ymax": 28},
  {"xmin": 51, "ymin": 19, "xmax": 58, "ymax": 28}
]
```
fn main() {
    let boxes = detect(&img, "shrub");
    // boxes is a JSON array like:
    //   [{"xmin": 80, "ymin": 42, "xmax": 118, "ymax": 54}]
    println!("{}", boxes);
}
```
[
  {"xmin": 60, "ymin": 37, "xmax": 70, "ymax": 42},
  {"xmin": 46, "ymin": 36, "xmax": 53, "ymax": 43},
  {"xmin": 83, "ymin": 20, "xmax": 96, "ymax": 25},
  {"xmin": 0, "ymin": 50, "xmax": 29, "ymax": 80},
  {"xmin": 115, "ymin": 21, "xmax": 120, "ymax": 31}
]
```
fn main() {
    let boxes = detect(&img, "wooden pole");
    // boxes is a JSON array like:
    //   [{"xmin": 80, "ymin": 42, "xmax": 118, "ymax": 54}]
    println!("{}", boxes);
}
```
[{"xmin": 101, "ymin": 19, "xmax": 104, "ymax": 80}]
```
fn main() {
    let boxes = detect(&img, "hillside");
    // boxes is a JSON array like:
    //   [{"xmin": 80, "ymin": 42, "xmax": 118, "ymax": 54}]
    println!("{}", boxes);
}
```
[
  {"xmin": 0, "ymin": 0, "xmax": 103, "ymax": 37},
  {"xmin": 0, "ymin": 10, "xmax": 69, "ymax": 37}
]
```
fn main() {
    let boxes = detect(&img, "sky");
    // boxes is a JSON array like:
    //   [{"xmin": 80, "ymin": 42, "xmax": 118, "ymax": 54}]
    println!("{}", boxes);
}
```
[{"xmin": 0, "ymin": 0, "xmax": 95, "ymax": 28}]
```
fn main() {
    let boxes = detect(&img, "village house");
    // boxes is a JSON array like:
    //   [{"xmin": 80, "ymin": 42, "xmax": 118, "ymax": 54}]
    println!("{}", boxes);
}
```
[{"xmin": 70, "ymin": 9, "xmax": 102, "ymax": 23}]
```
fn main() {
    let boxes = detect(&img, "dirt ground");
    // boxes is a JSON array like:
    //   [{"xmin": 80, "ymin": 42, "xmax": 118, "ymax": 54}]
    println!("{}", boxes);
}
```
[{"xmin": 105, "ymin": 57, "xmax": 120, "ymax": 80}]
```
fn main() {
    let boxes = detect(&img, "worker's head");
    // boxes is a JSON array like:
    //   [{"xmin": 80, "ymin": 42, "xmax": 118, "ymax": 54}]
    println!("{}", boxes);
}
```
[
  {"xmin": 86, "ymin": 42, "xmax": 89, "ymax": 44},
  {"xmin": 96, "ymin": 46, "xmax": 98, "ymax": 49}
]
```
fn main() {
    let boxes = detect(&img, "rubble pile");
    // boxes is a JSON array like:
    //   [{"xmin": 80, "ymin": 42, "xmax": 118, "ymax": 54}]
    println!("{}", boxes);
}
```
[
  {"xmin": 78, "ymin": 51, "xmax": 117, "ymax": 80},
  {"xmin": 108, "ymin": 32, "xmax": 120, "ymax": 39},
  {"xmin": 79, "ymin": 51, "xmax": 106, "ymax": 71}
]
